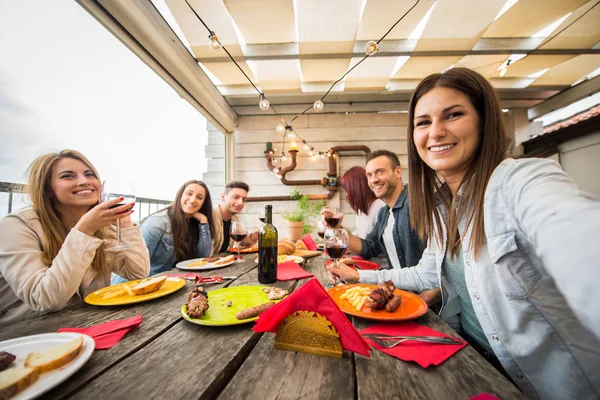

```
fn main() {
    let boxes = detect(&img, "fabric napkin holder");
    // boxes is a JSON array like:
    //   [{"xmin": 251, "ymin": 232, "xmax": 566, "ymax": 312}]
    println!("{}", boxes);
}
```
[{"xmin": 253, "ymin": 278, "xmax": 371, "ymax": 357}]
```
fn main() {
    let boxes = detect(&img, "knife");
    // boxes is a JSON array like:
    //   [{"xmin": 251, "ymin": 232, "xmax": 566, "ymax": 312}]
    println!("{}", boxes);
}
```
[
  {"xmin": 186, "ymin": 275, "xmax": 238, "ymax": 284},
  {"xmin": 363, "ymin": 334, "xmax": 462, "ymax": 344}
]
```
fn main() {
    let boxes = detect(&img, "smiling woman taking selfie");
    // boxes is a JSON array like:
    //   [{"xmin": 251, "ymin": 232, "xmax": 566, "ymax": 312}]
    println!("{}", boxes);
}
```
[
  {"xmin": 327, "ymin": 68, "xmax": 600, "ymax": 399},
  {"xmin": 0, "ymin": 150, "xmax": 150, "ymax": 326},
  {"xmin": 113, "ymin": 180, "xmax": 214, "ymax": 284}
]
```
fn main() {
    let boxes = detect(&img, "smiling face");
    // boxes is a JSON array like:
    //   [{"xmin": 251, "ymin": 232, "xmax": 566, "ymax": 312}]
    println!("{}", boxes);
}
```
[
  {"xmin": 50, "ymin": 157, "xmax": 101, "ymax": 210},
  {"xmin": 365, "ymin": 155, "xmax": 402, "ymax": 204},
  {"xmin": 413, "ymin": 86, "xmax": 481, "ymax": 184},
  {"xmin": 221, "ymin": 188, "xmax": 248, "ymax": 216},
  {"xmin": 179, "ymin": 183, "xmax": 206, "ymax": 215}
]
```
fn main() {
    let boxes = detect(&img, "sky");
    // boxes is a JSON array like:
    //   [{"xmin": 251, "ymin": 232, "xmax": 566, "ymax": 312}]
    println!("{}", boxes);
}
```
[{"xmin": 0, "ymin": 0, "xmax": 209, "ymax": 212}]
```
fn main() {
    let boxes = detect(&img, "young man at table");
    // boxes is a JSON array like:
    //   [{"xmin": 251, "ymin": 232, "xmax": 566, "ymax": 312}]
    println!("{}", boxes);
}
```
[
  {"xmin": 211, "ymin": 181, "xmax": 258, "ymax": 255},
  {"xmin": 323, "ymin": 150, "xmax": 440, "ymax": 305}
]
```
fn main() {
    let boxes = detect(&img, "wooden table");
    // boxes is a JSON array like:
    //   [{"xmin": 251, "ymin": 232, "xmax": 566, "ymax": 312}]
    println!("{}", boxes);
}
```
[{"xmin": 0, "ymin": 254, "xmax": 524, "ymax": 400}]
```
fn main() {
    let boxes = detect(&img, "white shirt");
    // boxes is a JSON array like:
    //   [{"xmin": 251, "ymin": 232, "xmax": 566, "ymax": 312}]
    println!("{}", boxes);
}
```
[
  {"xmin": 381, "ymin": 209, "xmax": 402, "ymax": 269},
  {"xmin": 353, "ymin": 199, "xmax": 386, "ymax": 239}
]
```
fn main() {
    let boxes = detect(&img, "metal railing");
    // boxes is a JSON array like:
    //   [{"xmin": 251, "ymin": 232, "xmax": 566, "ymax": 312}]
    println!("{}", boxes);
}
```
[{"xmin": 0, "ymin": 181, "xmax": 171, "ymax": 223}]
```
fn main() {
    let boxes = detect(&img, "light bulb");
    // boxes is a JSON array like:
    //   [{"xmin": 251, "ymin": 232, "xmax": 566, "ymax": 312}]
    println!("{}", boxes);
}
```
[
  {"xmin": 276, "ymin": 124, "xmax": 286, "ymax": 134},
  {"xmin": 285, "ymin": 126, "xmax": 297, "ymax": 139},
  {"xmin": 259, "ymin": 94, "xmax": 270, "ymax": 111},
  {"xmin": 281, "ymin": 155, "xmax": 287, "ymax": 162},
  {"xmin": 273, "ymin": 167, "xmax": 280, "ymax": 174},
  {"xmin": 365, "ymin": 40, "xmax": 378, "ymax": 56},
  {"xmin": 290, "ymin": 141, "xmax": 297, "ymax": 150},
  {"xmin": 302, "ymin": 140, "xmax": 311, "ymax": 151},
  {"xmin": 208, "ymin": 32, "xmax": 222, "ymax": 51},
  {"xmin": 313, "ymin": 100, "xmax": 324, "ymax": 112},
  {"xmin": 327, "ymin": 152, "xmax": 332, "ymax": 157},
  {"xmin": 308, "ymin": 148, "xmax": 314, "ymax": 156}
]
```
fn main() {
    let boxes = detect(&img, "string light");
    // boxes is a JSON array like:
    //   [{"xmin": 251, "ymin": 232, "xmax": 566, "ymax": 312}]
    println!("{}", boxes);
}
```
[
  {"xmin": 208, "ymin": 32, "xmax": 221, "ymax": 51},
  {"xmin": 259, "ymin": 94, "xmax": 270, "ymax": 111},
  {"xmin": 302, "ymin": 140, "xmax": 311, "ymax": 151},
  {"xmin": 365, "ymin": 41, "xmax": 379, "ymax": 56},
  {"xmin": 273, "ymin": 167, "xmax": 280, "ymax": 174},
  {"xmin": 313, "ymin": 100, "xmax": 324, "ymax": 112},
  {"xmin": 285, "ymin": 126, "xmax": 297, "ymax": 139},
  {"xmin": 276, "ymin": 124, "xmax": 286, "ymax": 134}
]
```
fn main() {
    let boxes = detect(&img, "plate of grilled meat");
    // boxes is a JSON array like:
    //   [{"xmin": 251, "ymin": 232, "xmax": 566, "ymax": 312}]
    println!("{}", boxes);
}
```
[{"xmin": 327, "ymin": 281, "xmax": 427, "ymax": 321}]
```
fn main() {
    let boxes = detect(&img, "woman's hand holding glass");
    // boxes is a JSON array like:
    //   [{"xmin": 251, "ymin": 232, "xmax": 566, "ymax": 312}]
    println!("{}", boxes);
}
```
[
  {"xmin": 320, "ymin": 206, "xmax": 343, "ymax": 229},
  {"xmin": 74, "ymin": 197, "xmax": 134, "ymax": 237},
  {"xmin": 101, "ymin": 180, "xmax": 136, "ymax": 251}
]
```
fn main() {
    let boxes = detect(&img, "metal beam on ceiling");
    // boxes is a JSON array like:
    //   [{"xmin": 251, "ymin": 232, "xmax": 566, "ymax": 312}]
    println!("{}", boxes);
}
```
[{"xmin": 528, "ymin": 74, "xmax": 600, "ymax": 120}]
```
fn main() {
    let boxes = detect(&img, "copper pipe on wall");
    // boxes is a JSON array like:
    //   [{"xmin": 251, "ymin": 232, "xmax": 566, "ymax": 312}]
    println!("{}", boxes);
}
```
[{"xmin": 247, "ymin": 145, "xmax": 371, "ymax": 203}]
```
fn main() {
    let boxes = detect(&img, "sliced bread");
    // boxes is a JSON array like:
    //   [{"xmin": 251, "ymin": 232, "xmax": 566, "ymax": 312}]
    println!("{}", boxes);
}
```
[
  {"xmin": 214, "ymin": 255, "xmax": 234, "ymax": 266},
  {"xmin": 25, "ymin": 336, "xmax": 83, "ymax": 373},
  {"xmin": 130, "ymin": 276, "xmax": 167, "ymax": 295},
  {"xmin": 0, "ymin": 367, "xmax": 39, "ymax": 399}
]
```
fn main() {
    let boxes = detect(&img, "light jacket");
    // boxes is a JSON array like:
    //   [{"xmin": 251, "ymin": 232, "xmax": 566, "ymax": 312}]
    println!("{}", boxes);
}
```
[
  {"xmin": 359, "ymin": 158, "xmax": 600, "ymax": 399},
  {"xmin": 0, "ymin": 207, "xmax": 150, "ymax": 326},
  {"xmin": 211, "ymin": 205, "xmax": 255, "ymax": 256},
  {"xmin": 359, "ymin": 185, "xmax": 426, "ymax": 269},
  {"xmin": 112, "ymin": 209, "xmax": 211, "ymax": 284}
]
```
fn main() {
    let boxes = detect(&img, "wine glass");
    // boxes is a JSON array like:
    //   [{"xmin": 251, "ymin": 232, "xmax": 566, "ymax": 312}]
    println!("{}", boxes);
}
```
[
  {"xmin": 258, "ymin": 207, "xmax": 266, "ymax": 225},
  {"xmin": 322, "ymin": 205, "xmax": 341, "ymax": 229},
  {"xmin": 101, "ymin": 180, "xmax": 136, "ymax": 252},
  {"xmin": 324, "ymin": 228, "xmax": 349, "ymax": 287},
  {"xmin": 230, "ymin": 221, "xmax": 248, "ymax": 263}
]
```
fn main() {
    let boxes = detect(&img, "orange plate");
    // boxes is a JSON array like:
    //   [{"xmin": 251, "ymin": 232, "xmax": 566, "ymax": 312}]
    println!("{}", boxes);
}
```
[
  {"xmin": 327, "ymin": 284, "xmax": 428, "ymax": 321},
  {"xmin": 228, "ymin": 246, "xmax": 259, "ymax": 253}
]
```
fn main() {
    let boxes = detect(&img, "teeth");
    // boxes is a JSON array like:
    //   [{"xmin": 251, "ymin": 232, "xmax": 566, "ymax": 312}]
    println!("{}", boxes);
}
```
[
  {"xmin": 430, "ymin": 144, "xmax": 455, "ymax": 152},
  {"xmin": 75, "ymin": 190, "xmax": 92, "ymax": 195}
]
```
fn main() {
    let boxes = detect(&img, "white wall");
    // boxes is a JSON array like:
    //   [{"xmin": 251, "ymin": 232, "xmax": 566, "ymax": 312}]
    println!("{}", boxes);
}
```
[
  {"xmin": 204, "ymin": 112, "xmax": 410, "ymax": 237},
  {"xmin": 558, "ymin": 130, "xmax": 600, "ymax": 198}
]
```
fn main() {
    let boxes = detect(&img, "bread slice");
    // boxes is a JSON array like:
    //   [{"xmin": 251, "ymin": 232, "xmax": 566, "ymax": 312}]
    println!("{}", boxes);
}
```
[
  {"xmin": 130, "ymin": 276, "xmax": 167, "ymax": 295},
  {"xmin": 0, "ymin": 367, "xmax": 39, "ymax": 398},
  {"xmin": 25, "ymin": 336, "xmax": 83, "ymax": 373},
  {"xmin": 214, "ymin": 255, "xmax": 234, "ymax": 266}
]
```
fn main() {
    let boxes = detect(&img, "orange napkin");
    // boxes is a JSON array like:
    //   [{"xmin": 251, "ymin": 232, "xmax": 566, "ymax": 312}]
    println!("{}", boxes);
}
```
[
  {"xmin": 277, "ymin": 261, "xmax": 314, "ymax": 281},
  {"xmin": 253, "ymin": 278, "xmax": 371, "ymax": 356},
  {"xmin": 58, "ymin": 315, "xmax": 142, "ymax": 350},
  {"xmin": 301, "ymin": 234, "xmax": 318, "ymax": 251},
  {"xmin": 360, "ymin": 321, "xmax": 465, "ymax": 367}
]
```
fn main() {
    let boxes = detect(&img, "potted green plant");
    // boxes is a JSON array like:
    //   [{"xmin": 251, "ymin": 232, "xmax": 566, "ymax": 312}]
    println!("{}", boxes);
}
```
[{"xmin": 283, "ymin": 189, "xmax": 326, "ymax": 241}]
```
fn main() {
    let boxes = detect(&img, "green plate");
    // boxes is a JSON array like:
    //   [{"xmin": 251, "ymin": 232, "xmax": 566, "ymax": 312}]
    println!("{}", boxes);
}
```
[{"xmin": 181, "ymin": 285, "xmax": 280, "ymax": 326}]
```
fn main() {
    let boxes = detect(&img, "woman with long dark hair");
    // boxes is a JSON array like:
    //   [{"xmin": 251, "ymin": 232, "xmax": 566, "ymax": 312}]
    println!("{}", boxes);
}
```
[
  {"xmin": 328, "ymin": 68, "xmax": 600, "ymax": 399},
  {"xmin": 113, "ymin": 180, "xmax": 214, "ymax": 283},
  {"xmin": 339, "ymin": 166, "xmax": 385, "ymax": 239},
  {"xmin": 0, "ymin": 150, "xmax": 150, "ymax": 325}
]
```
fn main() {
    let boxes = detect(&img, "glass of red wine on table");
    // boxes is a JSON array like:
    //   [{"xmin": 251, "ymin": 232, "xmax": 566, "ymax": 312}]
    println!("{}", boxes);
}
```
[
  {"xmin": 101, "ymin": 180, "xmax": 136, "ymax": 251},
  {"xmin": 258, "ymin": 207, "xmax": 266, "ymax": 224},
  {"xmin": 323, "ymin": 205, "xmax": 341, "ymax": 228},
  {"xmin": 324, "ymin": 228, "xmax": 349, "ymax": 288},
  {"xmin": 230, "ymin": 221, "xmax": 248, "ymax": 263}
]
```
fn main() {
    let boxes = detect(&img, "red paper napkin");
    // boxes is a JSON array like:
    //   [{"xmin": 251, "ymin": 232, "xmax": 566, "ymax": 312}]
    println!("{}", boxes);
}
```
[
  {"xmin": 277, "ymin": 261, "xmax": 314, "ymax": 281},
  {"xmin": 58, "ymin": 315, "xmax": 142, "ymax": 350},
  {"xmin": 301, "ymin": 234, "xmax": 318, "ymax": 251},
  {"xmin": 253, "ymin": 278, "xmax": 371, "ymax": 356},
  {"xmin": 470, "ymin": 394, "xmax": 500, "ymax": 400},
  {"xmin": 164, "ymin": 273, "xmax": 197, "ymax": 279},
  {"xmin": 360, "ymin": 321, "xmax": 466, "ymax": 367}
]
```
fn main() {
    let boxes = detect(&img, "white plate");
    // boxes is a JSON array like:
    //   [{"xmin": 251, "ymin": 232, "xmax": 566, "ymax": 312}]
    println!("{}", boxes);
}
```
[
  {"xmin": 0, "ymin": 332, "xmax": 94, "ymax": 400},
  {"xmin": 175, "ymin": 257, "xmax": 235, "ymax": 271},
  {"xmin": 253, "ymin": 255, "xmax": 305, "ymax": 264}
]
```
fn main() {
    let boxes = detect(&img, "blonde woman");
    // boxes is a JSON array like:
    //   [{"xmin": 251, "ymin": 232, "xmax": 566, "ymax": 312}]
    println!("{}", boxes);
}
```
[{"xmin": 0, "ymin": 150, "xmax": 150, "ymax": 325}]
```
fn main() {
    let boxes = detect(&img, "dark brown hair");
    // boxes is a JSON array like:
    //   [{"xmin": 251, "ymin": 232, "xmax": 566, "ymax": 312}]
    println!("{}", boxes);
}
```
[
  {"xmin": 225, "ymin": 181, "xmax": 249, "ymax": 193},
  {"xmin": 168, "ymin": 180, "xmax": 215, "ymax": 262},
  {"xmin": 340, "ymin": 166, "xmax": 377, "ymax": 215},
  {"xmin": 407, "ymin": 67, "xmax": 507, "ymax": 258},
  {"xmin": 366, "ymin": 149, "xmax": 401, "ymax": 169}
]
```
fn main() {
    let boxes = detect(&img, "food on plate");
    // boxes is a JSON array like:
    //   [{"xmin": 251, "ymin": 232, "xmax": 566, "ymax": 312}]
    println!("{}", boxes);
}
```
[
  {"xmin": 364, "ymin": 281, "xmax": 397, "ymax": 312},
  {"xmin": 130, "ymin": 276, "xmax": 168, "ymax": 296},
  {"xmin": 340, "ymin": 286, "xmax": 371, "ymax": 311},
  {"xmin": 226, "ymin": 300, "xmax": 233, "ymax": 307},
  {"xmin": 0, "ymin": 367, "xmax": 39, "ymax": 399},
  {"xmin": 186, "ymin": 286, "xmax": 209, "ymax": 318},
  {"xmin": 265, "ymin": 287, "xmax": 289, "ymax": 300},
  {"xmin": 385, "ymin": 294, "xmax": 402, "ymax": 313},
  {"xmin": 235, "ymin": 302, "xmax": 275, "ymax": 320},
  {"xmin": 214, "ymin": 255, "xmax": 235, "ymax": 266},
  {"xmin": 277, "ymin": 239, "xmax": 296, "ymax": 255},
  {"xmin": 188, "ymin": 260, "xmax": 208, "ymax": 267},
  {"xmin": 295, "ymin": 240, "xmax": 308, "ymax": 250},
  {"xmin": 25, "ymin": 336, "xmax": 83, "ymax": 373},
  {"xmin": 0, "ymin": 351, "xmax": 16, "ymax": 371},
  {"xmin": 203, "ymin": 257, "xmax": 220, "ymax": 263}
]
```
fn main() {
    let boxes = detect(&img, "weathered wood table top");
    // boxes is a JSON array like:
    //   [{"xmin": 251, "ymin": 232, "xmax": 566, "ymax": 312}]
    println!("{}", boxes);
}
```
[{"xmin": 0, "ymin": 254, "xmax": 524, "ymax": 400}]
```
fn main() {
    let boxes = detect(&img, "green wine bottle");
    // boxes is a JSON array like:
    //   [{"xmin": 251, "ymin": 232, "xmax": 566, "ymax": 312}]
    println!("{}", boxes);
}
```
[{"xmin": 258, "ymin": 205, "xmax": 278, "ymax": 284}]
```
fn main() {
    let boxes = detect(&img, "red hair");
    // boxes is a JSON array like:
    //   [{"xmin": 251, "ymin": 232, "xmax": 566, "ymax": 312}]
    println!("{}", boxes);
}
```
[{"xmin": 340, "ymin": 166, "xmax": 377, "ymax": 215}]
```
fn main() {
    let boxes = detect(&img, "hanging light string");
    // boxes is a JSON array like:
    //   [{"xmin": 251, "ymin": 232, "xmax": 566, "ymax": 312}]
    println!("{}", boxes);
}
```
[{"xmin": 182, "ymin": 0, "xmax": 419, "ymax": 163}]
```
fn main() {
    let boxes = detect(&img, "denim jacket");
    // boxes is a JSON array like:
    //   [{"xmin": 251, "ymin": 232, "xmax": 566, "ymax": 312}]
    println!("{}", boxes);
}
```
[
  {"xmin": 359, "ymin": 185, "xmax": 426, "ymax": 269},
  {"xmin": 112, "ymin": 210, "xmax": 211, "ymax": 284},
  {"xmin": 359, "ymin": 158, "xmax": 600, "ymax": 400}
]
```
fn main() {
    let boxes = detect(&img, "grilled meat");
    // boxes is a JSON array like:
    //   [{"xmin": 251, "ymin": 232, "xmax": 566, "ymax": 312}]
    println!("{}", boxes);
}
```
[
  {"xmin": 385, "ymin": 294, "xmax": 402, "ymax": 313},
  {"xmin": 380, "ymin": 280, "xmax": 395, "ymax": 299},
  {"xmin": 186, "ymin": 286, "xmax": 209, "ymax": 318},
  {"xmin": 365, "ymin": 288, "xmax": 388, "ymax": 310},
  {"xmin": 0, "ymin": 351, "xmax": 16, "ymax": 371}
]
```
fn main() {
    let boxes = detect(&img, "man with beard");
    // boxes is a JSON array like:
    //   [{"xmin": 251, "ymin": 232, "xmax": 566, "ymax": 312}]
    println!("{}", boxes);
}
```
[
  {"xmin": 212, "ymin": 181, "xmax": 258, "ymax": 255},
  {"xmin": 324, "ymin": 150, "xmax": 440, "ymax": 304}
]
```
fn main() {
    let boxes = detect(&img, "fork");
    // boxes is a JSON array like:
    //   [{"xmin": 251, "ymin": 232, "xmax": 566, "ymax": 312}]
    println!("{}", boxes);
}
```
[{"xmin": 362, "ymin": 334, "xmax": 462, "ymax": 348}]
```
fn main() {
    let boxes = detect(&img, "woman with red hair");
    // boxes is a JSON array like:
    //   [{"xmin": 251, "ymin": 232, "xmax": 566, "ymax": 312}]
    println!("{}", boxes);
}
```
[{"xmin": 340, "ymin": 166, "xmax": 385, "ymax": 239}]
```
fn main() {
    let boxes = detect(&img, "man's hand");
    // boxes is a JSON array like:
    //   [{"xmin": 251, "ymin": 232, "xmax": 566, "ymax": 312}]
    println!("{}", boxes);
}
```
[{"xmin": 417, "ymin": 288, "xmax": 441, "ymax": 306}]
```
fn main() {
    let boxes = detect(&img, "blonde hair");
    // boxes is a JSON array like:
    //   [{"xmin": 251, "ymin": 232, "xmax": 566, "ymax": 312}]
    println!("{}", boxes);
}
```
[{"xmin": 27, "ymin": 149, "xmax": 108, "ymax": 271}]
